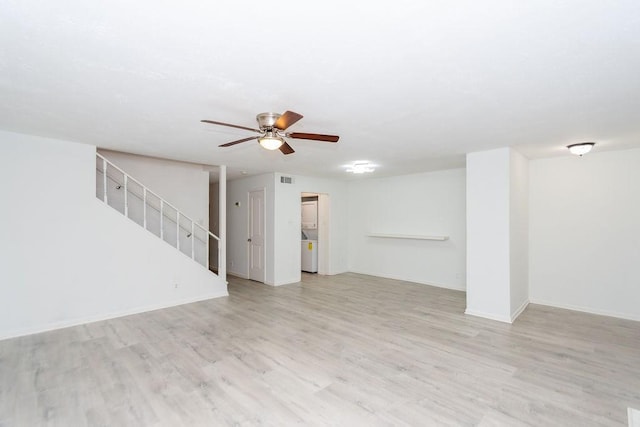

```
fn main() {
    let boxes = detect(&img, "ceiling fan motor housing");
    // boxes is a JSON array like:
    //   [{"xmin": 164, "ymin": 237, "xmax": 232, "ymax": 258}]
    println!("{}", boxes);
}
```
[{"xmin": 256, "ymin": 112, "xmax": 281, "ymax": 130}]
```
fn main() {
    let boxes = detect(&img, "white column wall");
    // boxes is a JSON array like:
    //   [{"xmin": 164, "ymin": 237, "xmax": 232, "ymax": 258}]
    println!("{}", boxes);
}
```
[
  {"xmin": 466, "ymin": 147, "xmax": 530, "ymax": 323},
  {"xmin": 209, "ymin": 182, "xmax": 219, "ymax": 269},
  {"xmin": 218, "ymin": 165, "xmax": 226, "ymax": 282},
  {"xmin": 466, "ymin": 148, "xmax": 512, "ymax": 321},
  {"xmin": 509, "ymin": 149, "xmax": 529, "ymax": 317}
]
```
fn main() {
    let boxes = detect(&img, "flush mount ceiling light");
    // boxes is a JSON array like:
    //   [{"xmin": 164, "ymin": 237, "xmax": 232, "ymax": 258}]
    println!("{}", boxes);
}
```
[
  {"xmin": 346, "ymin": 161, "xmax": 375, "ymax": 174},
  {"xmin": 567, "ymin": 142, "xmax": 595, "ymax": 157}
]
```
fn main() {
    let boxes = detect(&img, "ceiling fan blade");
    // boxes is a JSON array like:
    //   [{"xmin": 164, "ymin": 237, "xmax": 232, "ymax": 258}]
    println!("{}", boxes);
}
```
[
  {"xmin": 287, "ymin": 132, "xmax": 339, "ymax": 143},
  {"xmin": 279, "ymin": 142, "xmax": 295, "ymax": 155},
  {"xmin": 274, "ymin": 111, "xmax": 303, "ymax": 131},
  {"xmin": 219, "ymin": 136, "xmax": 258, "ymax": 147},
  {"xmin": 201, "ymin": 119, "xmax": 261, "ymax": 133}
]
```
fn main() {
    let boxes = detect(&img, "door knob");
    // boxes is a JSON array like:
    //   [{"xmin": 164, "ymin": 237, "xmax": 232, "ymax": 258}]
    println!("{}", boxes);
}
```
[{"xmin": 247, "ymin": 238, "xmax": 252, "ymax": 242}]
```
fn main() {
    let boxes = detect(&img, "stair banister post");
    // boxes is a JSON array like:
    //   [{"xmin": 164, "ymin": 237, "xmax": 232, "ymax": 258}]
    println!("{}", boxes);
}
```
[
  {"xmin": 103, "ymin": 158, "xmax": 108, "ymax": 204},
  {"xmin": 143, "ymin": 188, "xmax": 147, "ymax": 230},
  {"xmin": 191, "ymin": 221, "xmax": 195, "ymax": 260},
  {"xmin": 218, "ymin": 165, "xmax": 227, "ymax": 281},
  {"xmin": 160, "ymin": 199, "xmax": 164, "ymax": 240},
  {"xmin": 177, "ymin": 211, "xmax": 180, "ymax": 251},
  {"xmin": 124, "ymin": 175, "xmax": 128, "ymax": 218}
]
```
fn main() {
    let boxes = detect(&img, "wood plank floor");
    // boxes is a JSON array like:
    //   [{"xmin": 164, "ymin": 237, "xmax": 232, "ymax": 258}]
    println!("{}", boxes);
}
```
[{"xmin": 1, "ymin": 272, "xmax": 639, "ymax": 426}]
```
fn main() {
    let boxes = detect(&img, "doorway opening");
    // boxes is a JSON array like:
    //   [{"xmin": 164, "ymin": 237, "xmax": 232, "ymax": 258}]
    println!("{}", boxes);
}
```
[{"xmin": 301, "ymin": 192, "xmax": 330, "ymax": 275}]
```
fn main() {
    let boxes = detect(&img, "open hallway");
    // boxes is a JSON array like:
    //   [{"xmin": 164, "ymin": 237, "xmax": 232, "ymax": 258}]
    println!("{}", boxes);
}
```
[{"xmin": 1, "ymin": 273, "xmax": 639, "ymax": 426}]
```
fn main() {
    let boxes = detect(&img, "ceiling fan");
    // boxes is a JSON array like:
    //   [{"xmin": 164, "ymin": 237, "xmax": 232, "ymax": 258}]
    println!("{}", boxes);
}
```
[{"xmin": 201, "ymin": 110, "xmax": 339, "ymax": 155}]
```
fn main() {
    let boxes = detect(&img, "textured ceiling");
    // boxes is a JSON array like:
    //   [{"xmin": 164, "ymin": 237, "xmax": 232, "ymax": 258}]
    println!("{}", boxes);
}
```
[{"xmin": 1, "ymin": 1, "xmax": 639, "ymax": 180}]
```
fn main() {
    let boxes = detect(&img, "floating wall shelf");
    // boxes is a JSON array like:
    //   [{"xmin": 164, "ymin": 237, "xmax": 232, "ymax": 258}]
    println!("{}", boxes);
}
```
[{"xmin": 368, "ymin": 233, "xmax": 449, "ymax": 241}]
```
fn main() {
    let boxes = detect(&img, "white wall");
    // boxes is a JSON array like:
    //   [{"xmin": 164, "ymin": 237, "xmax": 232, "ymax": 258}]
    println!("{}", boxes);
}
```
[
  {"xmin": 0, "ymin": 131, "xmax": 227, "ymax": 339},
  {"xmin": 226, "ymin": 172, "xmax": 349, "ymax": 286},
  {"xmin": 466, "ymin": 147, "xmax": 530, "ymax": 323},
  {"xmin": 466, "ymin": 148, "xmax": 512, "ymax": 321},
  {"xmin": 529, "ymin": 148, "xmax": 640, "ymax": 321},
  {"xmin": 509, "ymin": 149, "xmax": 529, "ymax": 316},
  {"xmin": 274, "ymin": 173, "xmax": 349, "ymax": 285},
  {"xmin": 347, "ymin": 168, "xmax": 466, "ymax": 290},
  {"xmin": 209, "ymin": 182, "xmax": 219, "ymax": 269},
  {"xmin": 226, "ymin": 173, "xmax": 276, "ymax": 282},
  {"xmin": 98, "ymin": 149, "xmax": 210, "ymax": 229}
]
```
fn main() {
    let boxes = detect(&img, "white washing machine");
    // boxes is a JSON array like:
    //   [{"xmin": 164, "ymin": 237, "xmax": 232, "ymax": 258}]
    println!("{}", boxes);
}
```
[{"xmin": 301, "ymin": 240, "xmax": 318, "ymax": 273}]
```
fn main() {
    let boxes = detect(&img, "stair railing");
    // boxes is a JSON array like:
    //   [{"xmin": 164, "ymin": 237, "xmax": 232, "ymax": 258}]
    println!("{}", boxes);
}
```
[{"xmin": 96, "ymin": 153, "xmax": 219, "ymax": 272}]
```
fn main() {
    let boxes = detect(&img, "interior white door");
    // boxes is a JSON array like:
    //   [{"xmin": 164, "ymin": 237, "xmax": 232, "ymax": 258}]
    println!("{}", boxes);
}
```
[{"xmin": 248, "ymin": 189, "xmax": 265, "ymax": 283}]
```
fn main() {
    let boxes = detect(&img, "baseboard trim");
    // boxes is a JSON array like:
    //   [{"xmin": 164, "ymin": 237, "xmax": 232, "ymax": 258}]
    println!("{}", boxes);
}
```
[
  {"xmin": 228, "ymin": 270, "xmax": 249, "ymax": 280},
  {"xmin": 347, "ymin": 270, "xmax": 466, "ymax": 292},
  {"xmin": 510, "ymin": 299, "xmax": 530, "ymax": 322},
  {"xmin": 529, "ymin": 298, "xmax": 640, "ymax": 322},
  {"xmin": 0, "ymin": 291, "xmax": 228, "ymax": 341},
  {"xmin": 464, "ymin": 308, "xmax": 513, "ymax": 324}
]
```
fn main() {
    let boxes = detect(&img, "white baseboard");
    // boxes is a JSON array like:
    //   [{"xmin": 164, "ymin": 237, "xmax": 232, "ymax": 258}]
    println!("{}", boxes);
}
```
[
  {"xmin": 227, "ymin": 270, "xmax": 249, "ymax": 280},
  {"xmin": 464, "ymin": 308, "xmax": 513, "ymax": 324},
  {"xmin": 529, "ymin": 298, "xmax": 640, "ymax": 322},
  {"xmin": 464, "ymin": 300, "xmax": 530, "ymax": 324},
  {"xmin": 0, "ymin": 291, "xmax": 228, "ymax": 341},
  {"xmin": 510, "ymin": 299, "xmax": 530, "ymax": 322},
  {"xmin": 347, "ymin": 270, "xmax": 466, "ymax": 292}
]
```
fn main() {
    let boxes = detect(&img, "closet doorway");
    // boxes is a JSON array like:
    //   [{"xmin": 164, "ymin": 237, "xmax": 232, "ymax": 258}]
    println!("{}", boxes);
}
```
[{"xmin": 301, "ymin": 192, "xmax": 330, "ymax": 275}]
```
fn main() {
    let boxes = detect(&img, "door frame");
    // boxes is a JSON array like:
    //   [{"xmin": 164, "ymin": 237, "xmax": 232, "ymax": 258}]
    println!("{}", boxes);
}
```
[
  {"xmin": 317, "ymin": 193, "xmax": 330, "ymax": 275},
  {"xmin": 301, "ymin": 192, "xmax": 330, "ymax": 275}
]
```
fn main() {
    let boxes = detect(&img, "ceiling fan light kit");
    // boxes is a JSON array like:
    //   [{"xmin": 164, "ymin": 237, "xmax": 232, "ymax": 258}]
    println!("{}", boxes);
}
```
[
  {"xmin": 258, "ymin": 134, "xmax": 284, "ymax": 150},
  {"xmin": 201, "ymin": 110, "xmax": 339, "ymax": 155}
]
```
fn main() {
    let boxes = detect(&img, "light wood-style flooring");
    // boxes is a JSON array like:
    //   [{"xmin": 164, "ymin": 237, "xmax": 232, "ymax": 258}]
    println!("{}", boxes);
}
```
[{"xmin": 1, "ymin": 273, "xmax": 639, "ymax": 426}]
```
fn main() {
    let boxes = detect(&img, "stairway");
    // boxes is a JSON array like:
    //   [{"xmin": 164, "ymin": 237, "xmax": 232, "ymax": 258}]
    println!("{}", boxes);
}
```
[{"xmin": 95, "ymin": 153, "xmax": 219, "ymax": 273}]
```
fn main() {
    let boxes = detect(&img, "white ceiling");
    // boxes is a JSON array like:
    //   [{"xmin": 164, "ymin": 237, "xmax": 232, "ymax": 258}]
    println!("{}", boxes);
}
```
[{"xmin": 2, "ymin": 1, "xmax": 639, "ymax": 181}]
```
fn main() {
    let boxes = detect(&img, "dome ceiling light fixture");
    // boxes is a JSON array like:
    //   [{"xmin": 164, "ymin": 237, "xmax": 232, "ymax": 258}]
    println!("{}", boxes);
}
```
[{"xmin": 567, "ymin": 142, "xmax": 595, "ymax": 157}]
